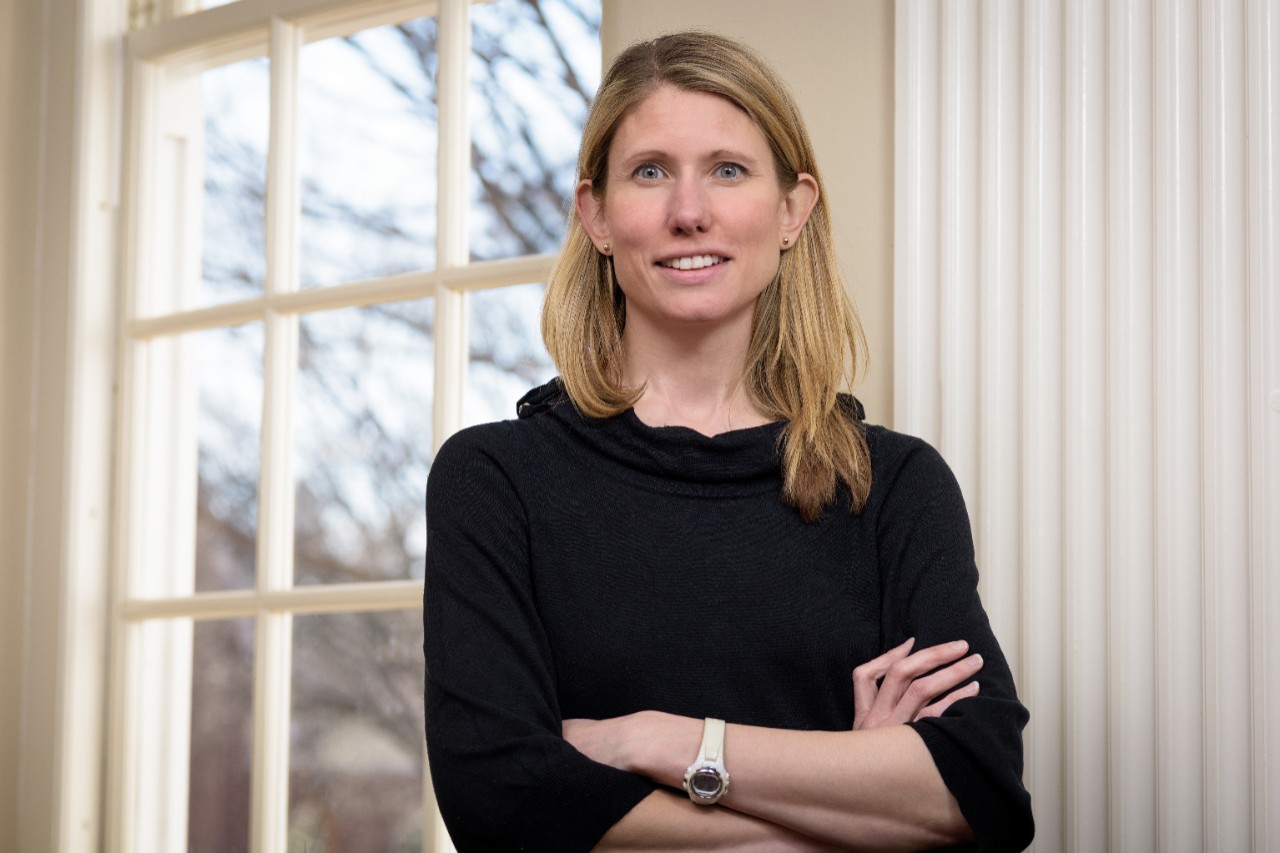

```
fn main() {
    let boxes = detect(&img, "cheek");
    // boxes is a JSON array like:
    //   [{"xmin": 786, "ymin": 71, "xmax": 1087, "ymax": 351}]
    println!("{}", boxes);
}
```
[
  {"xmin": 598, "ymin": 189, "xmax": 656, "ymax": 241},
  {"xmin": 734, "ymin": 196, "xmax": 787, "ymax": 237},
  {"xmin": 607, "ymin": 207, "xmax": 657, "ymax": 246}
]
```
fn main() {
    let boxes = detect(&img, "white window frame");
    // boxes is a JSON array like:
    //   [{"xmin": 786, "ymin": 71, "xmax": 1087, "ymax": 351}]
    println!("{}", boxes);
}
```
[{"xmin": 107, "ymin": 0, "xmax": 574, "ymax": 850}]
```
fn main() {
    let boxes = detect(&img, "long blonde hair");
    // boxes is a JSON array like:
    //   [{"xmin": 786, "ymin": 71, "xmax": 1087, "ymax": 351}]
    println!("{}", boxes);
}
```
[{"xmin": 542, "ymin": 31, "xmax": 871, "ymax": 520}]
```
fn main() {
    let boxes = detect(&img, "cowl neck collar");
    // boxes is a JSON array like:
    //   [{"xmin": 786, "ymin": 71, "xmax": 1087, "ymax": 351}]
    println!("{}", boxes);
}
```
[{"xmin": 516, "ymin": 378, "xmax": 785, "ymax": 487}]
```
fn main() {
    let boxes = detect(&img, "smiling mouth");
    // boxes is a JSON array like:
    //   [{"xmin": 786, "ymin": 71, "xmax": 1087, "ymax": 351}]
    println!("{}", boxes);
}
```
[{"xmin": 658, "ymin": 254, "xmax": 727, "ymax": 270}]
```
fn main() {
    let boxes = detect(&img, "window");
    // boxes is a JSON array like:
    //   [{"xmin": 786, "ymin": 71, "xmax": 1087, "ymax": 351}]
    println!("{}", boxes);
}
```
[{"xmin": 110, "ymin": 1, "xmax": 599, "ymax": 849}]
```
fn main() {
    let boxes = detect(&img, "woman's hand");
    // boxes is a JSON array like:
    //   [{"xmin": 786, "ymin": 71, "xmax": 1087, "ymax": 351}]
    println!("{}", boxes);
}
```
[
  {"xmin": 562, "ymin": 714, "xmax": 637, "ymax": 770},
  {"xmin": 564, "ymin": 710, "xmax": 694, "ymax": 777},
  {"xmin": 852, "ymin": 638, "xmax": 983, "ymax": 730}
]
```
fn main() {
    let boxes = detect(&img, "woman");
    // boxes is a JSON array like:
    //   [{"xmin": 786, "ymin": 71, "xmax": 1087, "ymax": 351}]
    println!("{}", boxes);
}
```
[{"xmin": 425, "ymin": 32, "xmax": 1033, "ymax": 852}]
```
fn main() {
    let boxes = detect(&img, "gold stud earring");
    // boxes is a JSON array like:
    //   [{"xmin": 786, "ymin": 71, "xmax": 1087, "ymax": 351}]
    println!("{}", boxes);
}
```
[
  {"xmin": 782, "ymin": 236, "xmax": 790, "ymax": 246},
  {"xmin": 602, "ymin": 243, "xmax": 610, "ymax": 254}
]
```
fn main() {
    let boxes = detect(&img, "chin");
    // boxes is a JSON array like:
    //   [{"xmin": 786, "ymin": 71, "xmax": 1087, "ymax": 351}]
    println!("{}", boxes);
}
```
[{"xmin": 660, "ymin": 306, "xmax": 756, "ymax": 332}]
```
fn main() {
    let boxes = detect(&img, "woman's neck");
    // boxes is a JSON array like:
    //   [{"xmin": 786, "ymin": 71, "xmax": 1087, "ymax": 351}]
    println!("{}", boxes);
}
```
[{"xmin": 621, "ymin": 321, "xmax": 771, "ymax": 437}]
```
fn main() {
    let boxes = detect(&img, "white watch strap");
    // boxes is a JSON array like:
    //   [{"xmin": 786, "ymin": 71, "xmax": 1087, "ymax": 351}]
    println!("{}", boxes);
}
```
[
  {"xmin": 700, "ymin": 717, "xmax": 726, "ymax": 763},
  {"xmin": 684, "ymin": 717, "xmax": 730, "ymax": 804}
]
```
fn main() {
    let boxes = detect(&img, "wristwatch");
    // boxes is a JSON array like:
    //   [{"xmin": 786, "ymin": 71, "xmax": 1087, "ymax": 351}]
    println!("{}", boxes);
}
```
[{"xmin": 683, "ymin": 717, "xmax": 730, "ymax": 805}]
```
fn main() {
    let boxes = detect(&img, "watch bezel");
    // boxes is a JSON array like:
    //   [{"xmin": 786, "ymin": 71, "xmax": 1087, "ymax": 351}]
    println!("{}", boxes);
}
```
[{"xmin": 683, "ymin": 762, "xmax": 729, "ymax": 804}]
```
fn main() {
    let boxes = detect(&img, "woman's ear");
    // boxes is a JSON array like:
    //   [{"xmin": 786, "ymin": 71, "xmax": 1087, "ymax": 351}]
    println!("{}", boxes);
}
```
[
  {"xmin": 780, "ymin": 173, "xmax": 819, "ymax": 247},
  {"xmin": 575, "ymin": 179, "xmax": 610, "ymax": 251}
]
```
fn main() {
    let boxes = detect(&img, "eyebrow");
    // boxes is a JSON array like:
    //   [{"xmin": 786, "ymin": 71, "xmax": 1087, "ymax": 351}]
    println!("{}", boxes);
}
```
[
  {"xmin": 707, "ymin": 149, "xmax": 760, "ymax": 163},
  {"xmin": 616, "ymin": 148, "xmax": 763, "ymax": 167}
]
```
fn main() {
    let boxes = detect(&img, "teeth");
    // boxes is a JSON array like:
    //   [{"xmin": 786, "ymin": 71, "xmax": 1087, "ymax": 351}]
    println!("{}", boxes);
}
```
[{"xmin": 662, "ymin": 255, "xmax": 723, "ymax": 270}]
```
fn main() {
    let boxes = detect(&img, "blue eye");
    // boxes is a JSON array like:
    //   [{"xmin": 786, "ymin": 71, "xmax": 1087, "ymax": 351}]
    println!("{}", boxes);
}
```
[
  {"xmin": 716, "ymin": 163, "xmax": 744, "ymax": 180},
  {"xmin": 634, "ymin": 164, "xmax": 664, "ymax": 180}
]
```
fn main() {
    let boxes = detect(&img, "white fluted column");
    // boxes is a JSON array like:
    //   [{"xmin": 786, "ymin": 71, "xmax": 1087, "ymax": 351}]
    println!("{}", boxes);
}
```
[{"xmin": 893, "ymin": 1, "xmax": 1279, "ymax": 850}]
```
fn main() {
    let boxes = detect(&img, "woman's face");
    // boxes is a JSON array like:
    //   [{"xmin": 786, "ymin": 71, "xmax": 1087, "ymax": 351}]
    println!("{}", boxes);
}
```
[{"xmin": 577, "ymin": 85, "xmax": 816, "ymax": 341}]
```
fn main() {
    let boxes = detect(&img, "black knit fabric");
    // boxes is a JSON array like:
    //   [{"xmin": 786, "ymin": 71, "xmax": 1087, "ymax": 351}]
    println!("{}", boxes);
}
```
[{"xmin": 424, "ymin": 378, "xmax": 1033, "ymax": 852}]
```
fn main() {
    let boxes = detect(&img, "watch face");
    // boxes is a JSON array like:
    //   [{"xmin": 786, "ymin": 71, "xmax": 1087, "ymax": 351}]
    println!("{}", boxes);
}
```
[{"xmin": 689, "ymin": 767, "xmax": 725, "ymax": 799}]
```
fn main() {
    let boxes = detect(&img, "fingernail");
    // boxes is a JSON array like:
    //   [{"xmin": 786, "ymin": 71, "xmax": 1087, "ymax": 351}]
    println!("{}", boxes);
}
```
[
  {"xmin": 951, "ymin": 640, "xmax": 968, "ymax": 652},
  {"xmin": 969, "ymin": 653, "xmax": 983, "ymax": 667}
]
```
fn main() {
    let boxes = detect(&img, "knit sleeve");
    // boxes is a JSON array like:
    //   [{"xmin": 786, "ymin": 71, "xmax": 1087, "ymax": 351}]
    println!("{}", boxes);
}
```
[
  {"xmin": 423, "ymin": 426, "xmax": 657, "ymax": 852},
  {"xmin": 873, "ymin": 434, "xmax": 1035, "ymax": 852}
]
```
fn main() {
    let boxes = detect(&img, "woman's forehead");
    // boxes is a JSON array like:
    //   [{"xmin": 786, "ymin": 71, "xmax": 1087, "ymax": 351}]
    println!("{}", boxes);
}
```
[{"xmin": 609, "ymin": 86, "xmax": 769, "ymax": 160}]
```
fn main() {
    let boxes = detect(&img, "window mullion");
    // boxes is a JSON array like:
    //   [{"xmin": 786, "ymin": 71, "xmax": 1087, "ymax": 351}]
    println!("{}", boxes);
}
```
[
  {"xmin": 427, "ymin": 4, "xmax": 470, "ymax": 850},
  {"xmin": 252, "ymin": 16, "xmax": 302, "ymax": 853},
  {"xmin": 432, "ymin": 0, "xmax": 471, "ymax": 455}
]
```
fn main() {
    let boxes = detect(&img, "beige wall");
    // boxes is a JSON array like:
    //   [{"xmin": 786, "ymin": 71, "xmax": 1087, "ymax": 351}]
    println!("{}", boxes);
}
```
[
  {"xmin": 602, "ymin": 0, "xmax": 895, "ymax": 423},
  {"xmin": 0, "ymin": 0, "xmax": 44, "ymax": 846}
]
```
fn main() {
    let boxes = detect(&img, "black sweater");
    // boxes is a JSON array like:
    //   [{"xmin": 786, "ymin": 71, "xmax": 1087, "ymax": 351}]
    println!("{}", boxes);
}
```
[{"xmin": 424, "ymin": 379, "xmax": 1033, "ymax": 851}]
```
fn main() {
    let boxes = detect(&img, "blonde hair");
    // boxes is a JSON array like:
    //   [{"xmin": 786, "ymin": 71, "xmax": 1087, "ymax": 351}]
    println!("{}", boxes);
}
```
[{"xmin": 542, "ymin": 31, "xmax": 871, "ymax": 520}]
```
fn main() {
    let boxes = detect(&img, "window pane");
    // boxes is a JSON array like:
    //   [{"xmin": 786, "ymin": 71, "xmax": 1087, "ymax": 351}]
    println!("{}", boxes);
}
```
[
  {"xmin": 469, "ymin": 0, "xmax": 601, "ymax": 261},
  {"xmin": 294, "ymin": 301, "xmax": 433, "ymax": 585},
  {"xmin": 197, "ymin": 322, "xmax": 263, "ymax": 592},
  {"xmin": 136, "ymin": 324, "xmax": 260, "ymax": 599},
  {"xmin": 298, "ymin": 18, "xmax": 438, "ymax": 288},
  {"xmin": 189, "ymin": 618, "xmax": 255, "ymax": 853},
  {"xmin": 290, "ymin": 610, "xmax": 424, "ymax": 852},
  {"xmin": 202, "ymin": 56, "xmax": 269, "ymax": 307},
  {"xmin": 465, "ymin": 283, "xmax": 556, "ymax": 426}
]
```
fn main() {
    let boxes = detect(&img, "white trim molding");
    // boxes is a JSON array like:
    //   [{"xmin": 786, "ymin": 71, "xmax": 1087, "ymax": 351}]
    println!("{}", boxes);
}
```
[
  {"xmin": 895, "ymin": 1, "xmax": 1279, "ymax": 851},
  {"xmin": 15, "ymin": 0, "xmax": 125, "ymax": 850}
]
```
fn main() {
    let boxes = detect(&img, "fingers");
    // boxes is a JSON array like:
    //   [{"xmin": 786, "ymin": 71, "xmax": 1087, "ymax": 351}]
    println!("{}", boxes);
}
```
[
  {"xmin": 853, "ymin": 639, "xmax": 983, "ymax": 730},
  {"xmin": 890, "ymin": 649, "xmax": 983, "ymax": 721},
  {"xmin": 914, "ymin": 680, "xmax": 980, "ymax": 721},
  {"xmin": 852, "ymin": 637, "xmax": 915, "ymax": 727},
  {"xmin": 873, "ymin": 640, "xmax": 970, "ymax": 721}
]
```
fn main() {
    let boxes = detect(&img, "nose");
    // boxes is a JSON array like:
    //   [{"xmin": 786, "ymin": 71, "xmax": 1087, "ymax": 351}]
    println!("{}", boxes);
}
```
[{"xmin": 668, "ymin": 175, "xmax": 710, "ymax": 234}]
